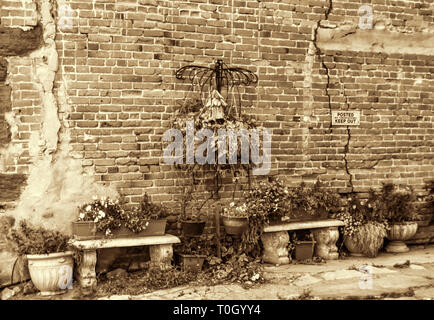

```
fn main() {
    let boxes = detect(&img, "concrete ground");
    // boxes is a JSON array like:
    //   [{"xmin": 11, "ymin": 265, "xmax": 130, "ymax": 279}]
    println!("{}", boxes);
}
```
[
  {"xmin": 4, "ymin": 244, "xmax": 434, "ymax": 300},
  {"xmin": 99, "ymin": 245, "xmax": 434, "ymax": 300}
]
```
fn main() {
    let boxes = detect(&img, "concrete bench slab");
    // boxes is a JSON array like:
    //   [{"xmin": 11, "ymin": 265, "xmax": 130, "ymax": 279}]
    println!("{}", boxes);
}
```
[
  {"xmin": 261, "ymin": 219, "xmax": 344, "ymax": 264},
  {"xmin": 69, "ymin": 234, "xmax": 180, "ymax": 250},
  {"xmin": 69, "ymin": 234, "xmax": 181, "ymax": 292}
]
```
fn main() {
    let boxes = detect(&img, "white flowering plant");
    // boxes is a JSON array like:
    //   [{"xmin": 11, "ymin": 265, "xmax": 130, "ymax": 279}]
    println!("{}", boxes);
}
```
[
  {"xmin": 77, "ymin": 196, "xmax": 124, "ymax": 237},
  {"xmin": 222, "ymin": 202, "xmax": 249, "ymax": 218}
]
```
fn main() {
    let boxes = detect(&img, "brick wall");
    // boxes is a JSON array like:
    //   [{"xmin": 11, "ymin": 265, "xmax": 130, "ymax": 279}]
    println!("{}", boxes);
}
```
[
  {"xmin": 0, "ymin": 22, "xmax": 42, "ymax": 204},
  {"xmin": 0, "ymin": 0, "xmax": 433, "ymax": 223}
]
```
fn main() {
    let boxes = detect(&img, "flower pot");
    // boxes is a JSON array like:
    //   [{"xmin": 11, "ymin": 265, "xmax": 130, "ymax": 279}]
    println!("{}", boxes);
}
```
[
  {"xmin": 112, "ymin": 219, "xmax": 167, "ymax": 238},
  {"xmin": 288, "ymin": 208, "xmax": 328, "ymax": 222},
  {"xmin": 71, "ymin": 221, "xmax": 98, "ymax": 240},
  {"xmin": 27, "ymin": 251, "xmax": 74, "ymax": 296},
  {"xmin": 386, "ymin": 222, "xmax": 418, "ymax": 253},
  {"xmin": 181, "ymin": 220, "xmax": 206, "ymax": 237},
  {"xmin": 178, "ymin": 253, "xmax": 206, "ymax": 272},
  {"xmin": 72, "ymin": 219, "xmax": 167, "ymax": 239},
  {"xmin": 294, "ymin": 241, "xmax": 315, "ymax": 261},
  {"xmin": 343, "ymin": 236, "xmax": 364, "ymax": 257},
  {"xmin": 343, "ymin": 223, "xmax": 386, "ymax": 257},
  {"xmin": 221, "ymin": 216, "xmax": 248, "ymax": 237}
]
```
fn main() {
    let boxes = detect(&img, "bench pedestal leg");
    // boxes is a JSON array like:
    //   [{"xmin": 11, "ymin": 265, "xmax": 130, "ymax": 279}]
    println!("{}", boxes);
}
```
[
  {"xmin": 261, "ymin": 231, "xmax": 290, "ymax": 264},
  {"xmin": 149, "ymin": 244, "xmax": 173, "ymax": 270},
  {"xmin": 78, "ymin": 250, "xmax": 97, "ymax": 293},
  {"xmin": 312, "ymin": 227, "xmax": 339, "ymax": 260}
]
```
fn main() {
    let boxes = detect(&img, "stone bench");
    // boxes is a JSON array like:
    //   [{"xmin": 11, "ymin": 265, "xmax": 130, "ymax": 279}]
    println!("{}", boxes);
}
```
[
  {"xmin": 69, "ymin": 234, "xmax": 180, "ymax": 291},
  {"xmin": 261, "ymin": 219, "xmax": 344, "ymax": 264}
]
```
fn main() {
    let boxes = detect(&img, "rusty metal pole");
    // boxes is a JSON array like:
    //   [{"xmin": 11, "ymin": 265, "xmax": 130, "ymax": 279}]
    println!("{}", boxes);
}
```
[
  {"xmin": 215, "ymin": 203, "xmax": 221, "ymax": 259},
  {"xmin": 215, "ymin": 60, "xmax": 223, "ymax": 93}
]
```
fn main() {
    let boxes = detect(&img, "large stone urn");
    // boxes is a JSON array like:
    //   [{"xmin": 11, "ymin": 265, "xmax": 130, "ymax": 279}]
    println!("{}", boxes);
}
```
[
  {"xmin": 343, "ymin": 235, "xmax": 364, "ymax": 257},
  {"xmin": 386, "ymin": 222, "xmax": 418, "ymax": 253},
  {"xmin": 27, "ymin": 251, "xmax": 74, "ymax": 295}
]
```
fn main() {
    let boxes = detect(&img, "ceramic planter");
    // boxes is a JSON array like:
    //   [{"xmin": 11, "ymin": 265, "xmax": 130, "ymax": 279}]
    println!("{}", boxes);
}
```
[
  {"xmin": 181, "ymin": 220, "xmax": 206, "ymax": 237},
  {"xmin": 288, "ymin": 208, "xmax": 328, "ymax": 222},
  {"xmin": 294, "ymin": 241, "xmax": 315, "ymax": 261},
  {"xmin": 71, "ymin": 221, "xmax": 98, "ymax": 240},
  {"xmin": 112, "ymin": 219, "xmax": 167, "ymax": 237},
  {"xmin": 27, "ymin": 251, "xmax": 74, "ymax": 296},
  {"xmin": 72, "ymin": 219, "xmax": 167, "ymax": 239},
  {"xmin": 343, "ymin": 223, "xmax": 385, "ymax": 258},
  {"xmin": 386, "ymin": 222, "xmax": 418, "ymax": 253},
  {"xmin": 221, "ymin": 216, "xmax": 248, "ymax": 237},
  {"xmin": 343, "ymin": 235, "xmax": 364, "ymax": 257},
  {"xmin": 178, "ymin": 253, "xmax": 206, "ymax": 272}
]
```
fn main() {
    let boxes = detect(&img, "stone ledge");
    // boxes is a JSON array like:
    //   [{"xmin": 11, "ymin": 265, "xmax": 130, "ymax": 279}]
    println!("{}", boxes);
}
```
[
  {"xmin": 317, "ymin": 29, "xmax": 434, "ymax": 55},
  {"xmin": 69, "ymin": 234, "xmax": 181, "ymax": 250},
  {"xmin": 263, "ymin": 219, "xmax": 344, "ymax": 233}
]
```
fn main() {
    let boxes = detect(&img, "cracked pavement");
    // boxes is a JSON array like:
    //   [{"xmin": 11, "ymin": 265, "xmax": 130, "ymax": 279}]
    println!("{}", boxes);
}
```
[{"xmin": 98, "ymin": 245, "xmax": 434, "ymax": 300}]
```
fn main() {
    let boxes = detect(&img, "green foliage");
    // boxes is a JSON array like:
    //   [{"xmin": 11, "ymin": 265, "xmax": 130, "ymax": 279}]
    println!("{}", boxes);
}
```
[
  {"xmin": 366, "ymin": 183, "xmax": 417, "ymax": 223},
  {"xmin": 287, "ymin": 180, "xmax": 341, "ymax": 218},
  {"xmin": 7, "ymin": 221, "xmax": 70, "ymax": 255},
  {"xmin": 241, "ymin": 178, "xmax": 290, "ymax": 255},
  {"xmin": 174, "ymin": 235, "xmax": 216, "ymax": 256},
  {"xmin": 124, "ymin": 193, "xmax": 169, "ymax": 233},
  {"xmin": 78, "ymin": 194, "xmax": 170, "ymax": 236}
]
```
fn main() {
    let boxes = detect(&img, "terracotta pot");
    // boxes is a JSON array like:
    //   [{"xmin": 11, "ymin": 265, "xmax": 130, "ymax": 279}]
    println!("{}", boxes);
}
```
[
  {"xmin": 71, "ymin": 221, "xmax": 98, "ymax": 240},
  {"xmin": 27, "ymin": 251, "xmax": 74, "ymax": 296},
  {"xmin": 386, "ymin": 222, "xmax": 418, "ymax": 253},
  {"xmin": 111, "ymin": 219, "xmax": 167, "ymax": 237},
  {"xmin": 181, "ymin": 221, "xmax": 206, "ymax": 237},
  {"xmin": 294, "ymin": 241, "xmax": 315, "ymax": 261},
  {"xmin": 178, "ymin": 253, "xmax": 206, "ymax": 272},
  {"xmin": 72, "ymin": 219, "xmax": 167, "ymax": 239},
  {"xmin": 221, "ymin": 216, "xmax": 248, "ymax": 237}
]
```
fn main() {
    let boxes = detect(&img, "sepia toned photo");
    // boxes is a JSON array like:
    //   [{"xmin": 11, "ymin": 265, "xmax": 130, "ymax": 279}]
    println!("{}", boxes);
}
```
[{"xmin": 0, "ymin": 0, "xmax": 433, "ymax": 307}]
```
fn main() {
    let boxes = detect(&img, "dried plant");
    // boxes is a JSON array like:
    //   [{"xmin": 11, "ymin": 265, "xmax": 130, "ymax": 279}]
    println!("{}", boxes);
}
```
[{"xmin": 348, "ymin": 222, "xmax": 387, "ymax": 258}]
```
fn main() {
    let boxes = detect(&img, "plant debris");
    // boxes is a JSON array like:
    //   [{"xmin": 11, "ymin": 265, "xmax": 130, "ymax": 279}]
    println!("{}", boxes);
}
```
[{"xmin": 393, "ymin": 260, "xmax": 411, "ymax": 269}]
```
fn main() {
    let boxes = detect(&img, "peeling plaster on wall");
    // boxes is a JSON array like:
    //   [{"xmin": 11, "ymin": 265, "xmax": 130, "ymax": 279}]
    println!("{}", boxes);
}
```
[
  {"xmin": 0, "ymin": 111, "xmax": 22, "ymax": 172},
  {"xmin": 8, "ymin": 0, "xmax": 118, "ymax": 233}
]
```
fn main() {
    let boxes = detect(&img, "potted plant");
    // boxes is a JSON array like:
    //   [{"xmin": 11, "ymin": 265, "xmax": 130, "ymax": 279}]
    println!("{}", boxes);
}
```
[
  {"xmin": 334, "ymin": 196, "xmax": 387, "ymax": 257},
  {"xmin": 180, "ymin": 213, "xmax": 207, "ymax": 237},
  {"xmin": 286, "ymin": 181, "xmax": 341, "ymax": 221},
  {"xmin": 72, "ymin": 196, "xmax": 124, "ymax": 239},
  {"xmin": 6, "ymin": 221, "xmax": 73, "ymax": 295},
  {"xmin": 178, "ymin": 186, "xmax": 208, "ymax": 237},
  {"xmin": 121, "ymin": 193, "xmax": 168, "ymax": 237},
  {"xmin": 72, "ymin": 194, "xmax": 168, "ymax": 239},
  {"xmin": 241, "ymin": 178, "xmax": 291, "ymax": 256},
  {"xmin": 371, "ymin": 183, "xmax": 418, "ymax": 253},
  {"xmin": 174, "ymin": 235, "xmax": 215, "ymax": 272},
  {"xmin": 221, "ymin": 201, "xmax": 248, "ymax": 237}
]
